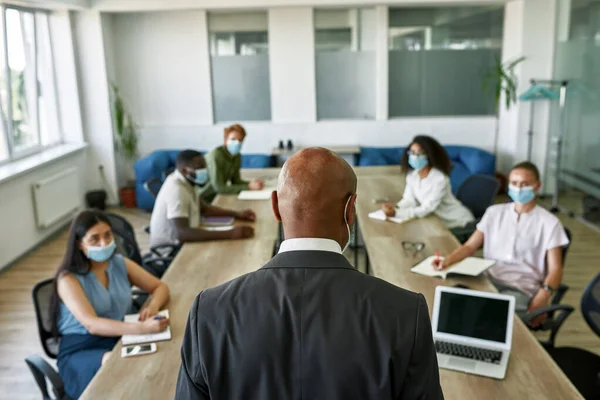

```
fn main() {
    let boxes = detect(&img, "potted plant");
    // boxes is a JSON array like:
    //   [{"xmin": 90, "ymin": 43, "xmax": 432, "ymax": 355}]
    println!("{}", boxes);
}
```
[
  {"xmin": 483, "ymin": 56, "xmax": 525, "ymax": 154},
  {"xmin": 111, "ymin": 83, "xmax": 139, "ymax": 208}
]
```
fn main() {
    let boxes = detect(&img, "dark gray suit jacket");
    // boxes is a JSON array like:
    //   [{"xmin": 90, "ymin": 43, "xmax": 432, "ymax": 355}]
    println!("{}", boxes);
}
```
[{"xmin": 176, "ymin": 250, "xmax": 443, "ymax": 400}]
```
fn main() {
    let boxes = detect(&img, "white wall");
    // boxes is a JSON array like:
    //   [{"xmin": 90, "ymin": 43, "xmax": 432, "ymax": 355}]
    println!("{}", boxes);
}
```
[
  {"xmin": 269, "ymin": 7, "xmax": 317, "ymax": 123},
  {"xmin": 497, "ymin": 0, "xmax": 558, "ymax": 193},
  {"xmin": 0, "ymin": 151, "xmax": 86, "ymax": 269},
  {"xmin": 112, "ymin": 11, "xmax": 213, "ymax": 126},
  {"xmin": 72, "ymin": 10, "xmax": 119, "ymax": 202}
]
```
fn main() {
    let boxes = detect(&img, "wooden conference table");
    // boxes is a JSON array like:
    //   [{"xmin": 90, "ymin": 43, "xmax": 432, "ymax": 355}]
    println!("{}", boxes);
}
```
[{"xmin": 81, "ymin": 167, "xmax": 581, "ymax": 400}]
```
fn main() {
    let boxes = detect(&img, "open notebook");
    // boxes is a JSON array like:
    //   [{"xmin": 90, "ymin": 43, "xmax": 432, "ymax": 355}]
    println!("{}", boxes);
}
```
[
  {"xmin": 122, "ymin": 310, "xmax": 171, "ymax": 346},
  {"xmin": 411, "ymin": 256, "xmax": 495, "ymax": 280},
  {"xmin": 368, "ymin": 210, "xmax": 411, "ymax": 224},
  {"xmin": 238, "ymin": 188, "xmax": 275, "ymax": 200}
]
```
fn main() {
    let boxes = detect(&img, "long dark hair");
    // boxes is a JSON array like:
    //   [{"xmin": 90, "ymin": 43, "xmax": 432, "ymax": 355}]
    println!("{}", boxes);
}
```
[
  {"xmin": 400, "ymin": 135, "xmax": 452, "ymax": 176},
  {"xmin": 49, "ymin": 210, "xmax": 112, "ymax": 336}
]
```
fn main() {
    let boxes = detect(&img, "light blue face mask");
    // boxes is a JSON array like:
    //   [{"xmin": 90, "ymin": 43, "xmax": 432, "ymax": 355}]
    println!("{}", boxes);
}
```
[
  {"xmin": 188, "ymin": 168, "xmax": 209, "ymax": 186},
  {"xmin": 508, "ymin": 184, "xmax": 536, "ymax": 204},
  {"xmin": 408, "ymin": 154, "xmax": 429, "ymax": 171},
  {"xmin": 86, "ymin": 241, "xmax": 116, "ymax": 263},
  {"xmin": 227, "ymin": 140, "xmax": 242, "ymax": 156}
]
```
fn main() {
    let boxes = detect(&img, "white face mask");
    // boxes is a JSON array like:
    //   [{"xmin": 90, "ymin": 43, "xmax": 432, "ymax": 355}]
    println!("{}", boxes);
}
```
[{"xmin": 342, "ymin": 195, "xmax": 353, "ymax": 253}]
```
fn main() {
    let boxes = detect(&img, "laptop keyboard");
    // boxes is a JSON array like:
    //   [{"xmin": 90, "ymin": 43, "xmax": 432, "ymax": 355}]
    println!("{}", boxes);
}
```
[{"xmin": 435, "ymin": 341, "xmax": 502, "ymax": 365}]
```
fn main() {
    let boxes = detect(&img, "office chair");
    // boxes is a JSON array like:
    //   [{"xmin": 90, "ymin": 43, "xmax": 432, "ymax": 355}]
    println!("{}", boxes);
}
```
[
  {"xmin": 143, "ymin": 177, "xmax": 163, "ymax": 199},
  {"xmin": 450, "ymin": 175, "xmax": 500, "ymax": 243},
  {"xmin": 142, "ymin": 177, "xmax": 163, "ymax": 234},
  {"xmin": 104, "ymin": 212, "xmax": 180, "ymax": 275},
  {"xmin": 32, "ymin": 279, "xmax": 60, "ymax": 359},
  {"xmin": 532, "ymin": 272, "xmax": 600, "ymax": 399},
  {"xmin": 162, "ymin": 167, "xmax": 175, "ymax": 180},
  {"xmin": 456, "ymin": 174, "xmax": 501, "ymax": 219},
  {"xmin": 25, "ymin": 355, "xmax": 69, "ymax": 400},
  {"xmin": 28, "ymin": 279, "xmax": 70, "ymax": 399}
]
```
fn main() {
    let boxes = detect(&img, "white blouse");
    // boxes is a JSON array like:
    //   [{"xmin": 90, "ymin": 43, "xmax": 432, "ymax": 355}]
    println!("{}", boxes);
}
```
[{"xmin": 395, "ymin": 168, "xmax": 474, "ymax": 228}]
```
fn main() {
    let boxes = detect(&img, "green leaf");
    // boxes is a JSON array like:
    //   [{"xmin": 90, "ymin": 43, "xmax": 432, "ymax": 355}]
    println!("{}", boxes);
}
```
[{"xmin": 506, "ymin": 56, "xmax": 525, "ymax": 71}]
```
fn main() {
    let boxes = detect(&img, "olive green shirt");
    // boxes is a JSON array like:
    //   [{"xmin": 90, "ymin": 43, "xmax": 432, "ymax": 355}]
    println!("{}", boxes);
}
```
[{"xmin": 200, "ymin": 146, "xmax": 249, "ymax": 202}]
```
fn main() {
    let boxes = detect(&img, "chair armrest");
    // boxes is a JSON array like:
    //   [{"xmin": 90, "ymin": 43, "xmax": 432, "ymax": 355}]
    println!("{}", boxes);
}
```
[
  {"xmin": 25, "ymin": 355, "xmax": 68, "ymax": 400},
  {"xmin": 522, "ymin": 304, "xmax": 574, "ymax": 322},
  {"xmin": 149, "ymin": 243, "xmax": 181, "ymax": 259},
  {"xmin": 522, "ymin": 304, "xmax": 575, "ymax": 345},
  {"xmin": 551, "ymin": 284, "xmax": 569, "ymax": 305}
]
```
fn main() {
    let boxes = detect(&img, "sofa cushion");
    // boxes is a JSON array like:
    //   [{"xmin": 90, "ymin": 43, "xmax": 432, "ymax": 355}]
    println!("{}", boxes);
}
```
[
  {"xmin": 359, "ymin": 147, "xmax": 405, "ymax": 166},
  {"xmin": 241, "ymin": 154, "xmax": 274, "ymax": 169}
]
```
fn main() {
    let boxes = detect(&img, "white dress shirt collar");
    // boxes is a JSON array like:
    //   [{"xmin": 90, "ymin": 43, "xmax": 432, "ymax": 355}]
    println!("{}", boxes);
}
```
[{"xmin": 278, "ymin": 238, "xmax": 342, "ymax": 254}]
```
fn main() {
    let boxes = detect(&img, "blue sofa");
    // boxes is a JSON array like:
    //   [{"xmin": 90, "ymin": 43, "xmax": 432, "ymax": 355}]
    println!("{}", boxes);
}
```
[
  {"xmin": 358, "ymin": 145, "xmax": 495, "ymax": 194},
  {"xmin": 134, "ymin": 150, "xmax": 275, "ymax": 211}
]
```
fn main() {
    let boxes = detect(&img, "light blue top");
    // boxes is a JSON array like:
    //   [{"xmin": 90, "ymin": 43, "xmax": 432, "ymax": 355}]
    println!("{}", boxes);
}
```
[{"xmin": 58, "ymin": 254, "xmax": 132, "ymax": 335}]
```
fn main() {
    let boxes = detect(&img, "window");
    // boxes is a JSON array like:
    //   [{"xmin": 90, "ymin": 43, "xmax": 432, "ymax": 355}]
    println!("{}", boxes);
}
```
[
  {"xmin": 0, "ymin": 6, "xmax": 61, "ymax": 164},
  {"xmin": 208, "ymin": 12, "xmax": 271, "ymax": 122},
  {"xmin": 314, "ymin": 8, "xmax": 376, "ymax": 120},
  {"xmin": 388, "ymin": 6, "xmax": 504, "ymax": 117}
]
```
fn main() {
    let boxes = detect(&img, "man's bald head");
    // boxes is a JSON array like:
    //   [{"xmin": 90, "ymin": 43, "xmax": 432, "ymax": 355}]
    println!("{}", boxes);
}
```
[{"xmin": 272, "ymin": 147, "xmax": 357, "ymax": 245}]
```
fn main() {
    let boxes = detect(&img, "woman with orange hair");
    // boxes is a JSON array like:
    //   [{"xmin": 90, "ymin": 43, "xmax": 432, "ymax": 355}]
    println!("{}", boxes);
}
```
[{"xmin": 201, "ymin": 124, "xmax": 264, "ymax": 202}]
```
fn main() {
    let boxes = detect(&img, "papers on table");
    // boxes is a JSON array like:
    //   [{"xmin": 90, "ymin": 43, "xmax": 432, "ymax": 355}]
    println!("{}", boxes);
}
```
[
  {"xmin": 411, "ymin": 256, "xmax": 495, "ymax": 280},
  {"xmin": 238, "ymin": 188, "xmax": 275, "ymax": 200},
  {"xmin": 122, "ymin": 310, "xmax": 172, "ymax": 345},
  {"xmin": 368, "ymin": 210, "xmax": 411, "ymax": 224}
]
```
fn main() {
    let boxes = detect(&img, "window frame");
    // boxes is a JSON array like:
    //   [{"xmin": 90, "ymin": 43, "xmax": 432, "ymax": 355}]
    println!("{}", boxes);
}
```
[{"xmin": 0, "ymin": 4, "xmax": 62, "ymax": 167}]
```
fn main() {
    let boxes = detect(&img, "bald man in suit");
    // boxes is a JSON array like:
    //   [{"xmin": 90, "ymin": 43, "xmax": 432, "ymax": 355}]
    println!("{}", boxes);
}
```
[{"xmin": 176, "ymin": 147, "xmax": 443, "ymax": 400}]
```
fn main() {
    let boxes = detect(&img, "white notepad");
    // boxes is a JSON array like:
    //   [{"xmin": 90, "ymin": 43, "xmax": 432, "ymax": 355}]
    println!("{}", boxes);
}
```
[
  {"xmin": 237, "ymin": 188, "xmax": 275, "ymax": 200},
  {"xmin": 368, "ymin": 210, "xmax": 411, "ymax": 224},
  {"xmin": 411, "ymin": 256, "xmax": 495, "ymax": 279},
  {"xmin": 122, "ymin": 309, "xmax": 171, "ymax": 345}
]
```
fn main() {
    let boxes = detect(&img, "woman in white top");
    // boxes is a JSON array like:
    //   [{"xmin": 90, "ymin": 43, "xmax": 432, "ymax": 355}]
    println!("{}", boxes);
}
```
[{"xmin": 381, "ymin": 135, "xmax": 474, "ymax": 229}]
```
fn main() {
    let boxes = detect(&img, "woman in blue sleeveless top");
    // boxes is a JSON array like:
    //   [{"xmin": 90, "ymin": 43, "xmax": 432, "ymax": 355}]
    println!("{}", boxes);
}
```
[{"xmin": 49, "ymin": 211, "xmax": 170, "ymax": 399}]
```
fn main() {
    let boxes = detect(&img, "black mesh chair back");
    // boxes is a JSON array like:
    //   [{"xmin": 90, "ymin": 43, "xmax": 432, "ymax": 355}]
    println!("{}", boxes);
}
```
[
  {"xmin": 104, "ymin": 212, "xmax": 143, "ymax": 265},
  {"xmin": 456, "ymin": 175, "xmax": 500, "ymax": 219},
  {"xmin": 143, "ymin": 178, "xmax": 163, "ymax": 199},
  {"xmin": 581, "ymin": 272, "xmax": 600, "ymax": 337},
  {"xmin": 32, "ymin": 279, "xmax": 60, "ymax": 359},
  {"xmin": 562, "ymin": 227, "xmax": 572, "ymax": 263}
]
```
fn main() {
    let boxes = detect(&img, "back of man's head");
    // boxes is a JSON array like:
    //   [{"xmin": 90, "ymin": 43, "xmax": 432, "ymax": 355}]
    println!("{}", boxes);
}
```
[
  {"xmin": 272, "ymin": 147, "xmax": 357, "ymax": 248},
  {"xmin": 176, "ymin": 150, "xmax": 204, "ymax": 169}
]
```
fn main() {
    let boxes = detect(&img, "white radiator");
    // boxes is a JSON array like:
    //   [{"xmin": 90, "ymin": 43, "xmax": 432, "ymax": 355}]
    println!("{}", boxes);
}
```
[{"xmin": 32, "ymin": 168, "xmax": 81, "ymax": 229}]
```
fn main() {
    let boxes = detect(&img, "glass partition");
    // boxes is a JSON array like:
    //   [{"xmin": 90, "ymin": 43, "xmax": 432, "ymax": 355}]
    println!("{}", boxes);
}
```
[
  {"xmin": 550, "ymin": 0, "xmax": 600, "ymax": 223},
  {"xmin": 388, "ymin": 6, "xmax": 503, "ymax": 117},
  {"xmin": 209, "ymin": 12, "xmax": 271, "ymax": 122},
  {"xmin": 314, "ymin": 8, "xmax": 376, "ymax": 120}
]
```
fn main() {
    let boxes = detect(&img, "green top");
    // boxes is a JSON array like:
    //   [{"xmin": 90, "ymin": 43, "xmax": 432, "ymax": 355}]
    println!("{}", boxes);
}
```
[{"xmin": 200, "ymin": 146, "xmax": 249, "ymax": 202}]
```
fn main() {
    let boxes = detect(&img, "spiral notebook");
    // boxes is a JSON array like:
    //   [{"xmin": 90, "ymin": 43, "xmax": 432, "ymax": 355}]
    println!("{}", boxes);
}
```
[{"xmin": 122, "ymin": 310, "xmax": 171, "ymax": 345}]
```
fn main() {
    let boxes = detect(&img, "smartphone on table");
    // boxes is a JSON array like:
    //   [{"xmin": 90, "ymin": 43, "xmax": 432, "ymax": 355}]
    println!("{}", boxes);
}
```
[{"xmin": 121, "ymin": 343, "xmax": 157, "ymax": 358}]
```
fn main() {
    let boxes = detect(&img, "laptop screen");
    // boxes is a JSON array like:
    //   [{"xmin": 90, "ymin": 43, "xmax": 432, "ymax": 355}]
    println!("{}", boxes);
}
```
[{"xmin": 437, "ymin": 291, "xmax": 509, "ymax": 343}]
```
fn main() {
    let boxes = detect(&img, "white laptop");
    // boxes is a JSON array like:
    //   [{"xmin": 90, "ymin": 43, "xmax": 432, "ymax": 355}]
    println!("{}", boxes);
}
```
[{"xmin": 431, "ymin": 286, "xmax": 516, "ymax": 379}]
